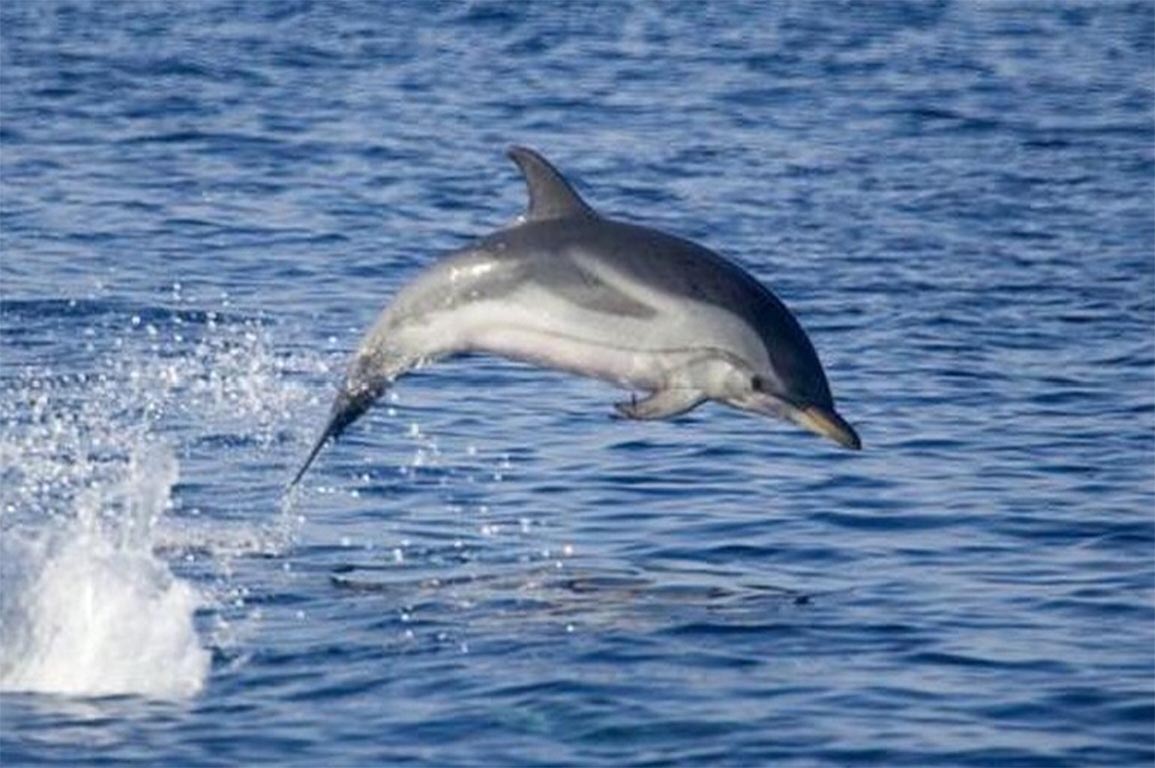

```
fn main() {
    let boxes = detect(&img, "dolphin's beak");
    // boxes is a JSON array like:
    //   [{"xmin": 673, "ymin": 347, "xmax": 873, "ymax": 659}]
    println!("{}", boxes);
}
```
[
  {"xmin": 789, "ymin": 404, "xmax": 861, "ymax": 451},
  {"xmin": 287, "ymin": 387, "xmax": 378, "ymax": 489}
]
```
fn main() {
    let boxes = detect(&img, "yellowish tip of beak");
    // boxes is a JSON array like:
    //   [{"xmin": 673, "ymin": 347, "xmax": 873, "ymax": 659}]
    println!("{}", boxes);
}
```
[{"xmin": 794, "ymin": 406, "xmax": 862, "ymax": 451}]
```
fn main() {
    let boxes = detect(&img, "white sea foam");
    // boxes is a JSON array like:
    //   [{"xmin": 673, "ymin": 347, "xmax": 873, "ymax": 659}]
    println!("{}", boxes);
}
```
[
  {"xmin": 0, "ymin": 445, "xmax": 210, "ymax": 699},
  {"xmin": 0, "ymin": 311, "xmax": 322, "ymax": 701}
]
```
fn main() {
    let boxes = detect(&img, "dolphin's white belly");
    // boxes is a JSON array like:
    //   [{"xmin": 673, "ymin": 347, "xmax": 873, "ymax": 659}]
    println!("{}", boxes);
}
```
[{"xmin": 393, "ymin": 282, "xmax": 770, "ymax": 397}]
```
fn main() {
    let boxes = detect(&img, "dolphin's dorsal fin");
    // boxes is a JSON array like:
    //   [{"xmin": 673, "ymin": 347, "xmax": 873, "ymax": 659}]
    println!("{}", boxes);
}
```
[{"xmin": 507, "ymin": 145, "xmax": 596, "ymax": 221}]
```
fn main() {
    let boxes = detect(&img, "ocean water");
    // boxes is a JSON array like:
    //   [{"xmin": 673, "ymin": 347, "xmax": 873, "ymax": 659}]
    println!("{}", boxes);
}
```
[{"xmin": 1, "ymin": 1, "xmax": 1152, "ymax": 766}]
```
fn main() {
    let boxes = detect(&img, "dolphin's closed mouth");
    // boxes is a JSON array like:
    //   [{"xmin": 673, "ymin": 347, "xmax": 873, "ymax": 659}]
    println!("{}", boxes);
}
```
[{"xmin": 791, "ymin": 405, "xmax": 862, "ymax": 451}]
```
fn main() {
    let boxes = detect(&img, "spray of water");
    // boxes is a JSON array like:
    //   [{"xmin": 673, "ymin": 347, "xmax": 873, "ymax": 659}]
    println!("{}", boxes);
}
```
[
  {"xmin": 0, "ymin": 304, "xmax": 323, "ymax": 700},
  {"xmin": 0, "ymin": 445, "xmax": 209, "ymax": 699}
]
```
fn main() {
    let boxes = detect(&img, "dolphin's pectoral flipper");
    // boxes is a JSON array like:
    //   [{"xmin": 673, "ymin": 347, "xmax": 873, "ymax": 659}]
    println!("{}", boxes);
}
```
[{"xmin": 613, "ymin": 389, "xmax": 706, "ymax": 420}]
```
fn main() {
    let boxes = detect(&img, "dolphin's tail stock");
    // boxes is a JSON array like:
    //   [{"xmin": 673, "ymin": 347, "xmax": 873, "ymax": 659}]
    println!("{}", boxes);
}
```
[{"xmin": 287, "ymin": 385, "xmax": 381, "ymax": 490}]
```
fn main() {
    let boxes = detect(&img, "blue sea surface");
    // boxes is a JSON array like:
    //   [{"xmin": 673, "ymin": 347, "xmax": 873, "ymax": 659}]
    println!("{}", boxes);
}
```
[{"xmin": 1, "ymin": 2, "xmax": 1153, "ymax": 766}]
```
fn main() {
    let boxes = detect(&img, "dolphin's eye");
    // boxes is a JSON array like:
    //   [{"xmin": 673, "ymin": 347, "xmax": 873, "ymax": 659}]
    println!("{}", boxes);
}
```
[{"xmin": 751, "ymin": 375, "xmax": 766, "ymax": 392}]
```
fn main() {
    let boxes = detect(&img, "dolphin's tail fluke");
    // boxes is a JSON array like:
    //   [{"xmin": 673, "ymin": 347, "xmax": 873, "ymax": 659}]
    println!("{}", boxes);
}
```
[
  {"xmin": 288, "ymin": 422, "xmax": 337, "ymax": 490},
  {"xmin": 286, "ymin": 385, "xmax": 381, "ymax": 490}
]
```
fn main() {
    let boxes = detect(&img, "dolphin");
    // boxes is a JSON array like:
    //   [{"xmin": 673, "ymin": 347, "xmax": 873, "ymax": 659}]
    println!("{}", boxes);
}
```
[{"xmin": 289, "ymin": 146, "xmax": 859, "ymax": 487}]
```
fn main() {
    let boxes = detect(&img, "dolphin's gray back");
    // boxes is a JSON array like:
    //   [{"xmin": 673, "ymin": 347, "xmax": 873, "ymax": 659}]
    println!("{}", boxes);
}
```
[{"xmin": 475, "ymin": 217, "xmax": 835, "ymax": 408}]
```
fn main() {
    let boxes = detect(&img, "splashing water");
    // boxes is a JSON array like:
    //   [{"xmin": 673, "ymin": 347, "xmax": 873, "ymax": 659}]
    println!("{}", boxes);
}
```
[
  {"xmin": 0, "ymin": 445, "xmax": 209, "ymax": 699},
  {"xmin": 0, "ymin": 304, "xmax": 323, "ymax": 700}
]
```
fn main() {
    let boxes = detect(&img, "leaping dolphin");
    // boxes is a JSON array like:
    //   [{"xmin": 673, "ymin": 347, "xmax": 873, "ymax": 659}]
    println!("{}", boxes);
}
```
[{"xmin": 289, "ymin": 146, "xmax": 860, "ymax": 487}]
